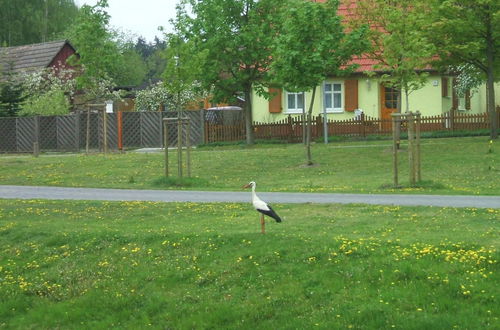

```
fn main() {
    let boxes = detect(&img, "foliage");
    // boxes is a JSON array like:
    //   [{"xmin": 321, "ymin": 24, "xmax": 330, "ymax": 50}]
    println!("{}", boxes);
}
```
[
  {"xmin": 20, "ymin": 68, "xmax": 77, "ymax": 98},
  {"xmin": 163, "ymin": 33, "xmax": 207, "ymax": 111},
  {"xmin": 271, "ymin": 0, "xmax": 368, "ymax": 165},
  {"xmin": 351, "ymin": 0, "xmax": 436, "ymax": 112},
  {"xmin": 0, "ymin": 77, "xmax": 24, "ymax": 117},
  {"xmin": 452, "ymin": 64, "xmax": 483, "ymax": 98},
  {"xmin": 173, "ymin": 0, "xmax": 281, "ymax": 144},
  {"xmin": 0, "ymin": 0, "xmax": 79, "ymax": 46},
  {"xmin": 14, "ymin": 68, "xmax": 77, "ymax": 116},
  {"xmin": 116, "ymin": 45, "xmax": 148, "ymax": 87},
  {"xmin": 18, "ymin": 88, "xmax": 70, "ymax": 116},
  {"xmin": 135, "ymin": 82, "xmax": 170, "ymax": 111},
  {"xmin": 135, "ymin": 36, "xmax": 167, "ymax": 82},
  {"xmin": 427, "ymin": 0, "xmax": 500, "ymax": 78},
  {"xmin": 425, "ymin": 0, "xmax": 499, "ymax": 139},
  {"xmin": 0, "ymin": 199, "xmax": 498, "ymax": 328},
  {"xmin": 65, "ymin": 0, "xmax": 118, "ymax": 89}
]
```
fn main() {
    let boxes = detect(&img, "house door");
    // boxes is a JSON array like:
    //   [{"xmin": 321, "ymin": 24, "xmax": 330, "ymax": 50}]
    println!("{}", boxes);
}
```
[{"xmin": 380, "ymin": 85, "xmax": 399, "ymax": 130}]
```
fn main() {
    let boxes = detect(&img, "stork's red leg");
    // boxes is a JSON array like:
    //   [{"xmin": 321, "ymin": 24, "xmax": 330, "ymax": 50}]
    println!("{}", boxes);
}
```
[{"xmin": 260, "ymin": 214, "xmax": 265, "ymax": 234}]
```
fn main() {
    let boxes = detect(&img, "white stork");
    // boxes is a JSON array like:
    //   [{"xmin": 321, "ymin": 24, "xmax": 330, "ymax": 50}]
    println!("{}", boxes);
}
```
[{"xmin": 242, "ymin": 181, "xmax": 282, "ymax": 234}]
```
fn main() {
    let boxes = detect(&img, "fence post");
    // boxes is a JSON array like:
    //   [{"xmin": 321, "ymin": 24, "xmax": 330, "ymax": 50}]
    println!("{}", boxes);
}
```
[
  {"xmin": 450, "ymin": 109, "xmax": 455, "ymax": 131},
  {"xmin": 177, "ymin": 117, "xmax": 183, "ymax": 178},
  {"xmin": 360, "ymin": 113, "xmax": 366, "ymax": 138},
  {"xmin": 74, "ymin": 113, "xmax": 80, "ymax": 152},
  {"xmin": 287, "ymin": 115, "xmax": 293, "ymax": 143},
  {"xmin": 103, "ymin": 109, "xmax": 108, "ymax": 154},
  {"xmin": 415, "ymin": 111, "xmax": 421, "ymax": 182},
  {"xmin": 33, "ymin": 116, "xmax": 40, "ymax": 157},
  {"xmin": 200, "ymin": 109, "xmax": 206, "ymax": 144},
  {"xmin": 117, "ymin": 111, "xmax": 123, "ymax": 152},
  {"xmin": 391, "ymin": 113, "xmax": 402, "ymax": 188},
  {"xmin": 163, "ymin": 120, "xmax": 169, "ymax": 177},
  {"xmin": 316, "ymin": 115, "xmax": 322, "ymax": 141}
]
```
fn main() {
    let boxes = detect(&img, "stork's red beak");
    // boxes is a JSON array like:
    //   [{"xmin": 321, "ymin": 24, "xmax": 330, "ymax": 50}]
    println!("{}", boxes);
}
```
[{"xmin": 242, "ymin": 183, "xmax": 251, "ymax": 189}]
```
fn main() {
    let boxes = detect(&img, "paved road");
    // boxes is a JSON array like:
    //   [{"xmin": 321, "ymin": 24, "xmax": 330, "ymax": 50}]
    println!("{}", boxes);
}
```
[{"xmin": 0, "ymin": 185, "xmax": 499, "ymax": 208}]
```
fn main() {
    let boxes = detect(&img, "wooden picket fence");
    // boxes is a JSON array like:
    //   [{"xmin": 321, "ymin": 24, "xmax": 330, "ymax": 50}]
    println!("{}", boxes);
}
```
[{"xmin": 204, "ymin": 108, "xmax": 500, "ymax": 143}]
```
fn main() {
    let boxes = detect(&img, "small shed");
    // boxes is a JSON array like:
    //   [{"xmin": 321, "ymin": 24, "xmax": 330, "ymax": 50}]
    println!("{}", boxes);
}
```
[{"xmin": 0, "ymin": 39, "xmax": 77, "ymax": 77}]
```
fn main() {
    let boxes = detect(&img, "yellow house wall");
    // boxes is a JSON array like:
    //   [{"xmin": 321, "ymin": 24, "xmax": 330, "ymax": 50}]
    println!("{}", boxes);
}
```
[
  {"xmin": 406, "ymin": 76, "xmax": 443, "ymax": 116},
  {"xmin": 251, "ymin": 75, "xmax": 496, "ymax": 122},
  {"xmin": 357, "ymin": 78, "xmax": 379, "ymax": 117}
]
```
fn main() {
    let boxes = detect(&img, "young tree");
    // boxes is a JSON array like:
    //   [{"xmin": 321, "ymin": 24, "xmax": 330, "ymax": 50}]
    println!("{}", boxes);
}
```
[
  {"xmin": 173, "ymin": 0, "xmax": 280, "ymax": 144},
  {"xmin": 163, "ymin": 33, "xmax": 206, "ymax": 113},
  {"xmin": 65, "ymin": 0, "xmax": 127, "ymax": 98},
  {"xmin": 351, "ymin": 0, "xmax": 436, "ymax": 114},
  {"xmin": 426, "ymin": 0, "xmax": 499, "ymax": 139},
  {"xmin": 271, "ymin": 0, "xmax": 368, "ymax": 165},
  {"xmin": 0, "ymin": 78, "xmax": 24, "ymax": 117}
]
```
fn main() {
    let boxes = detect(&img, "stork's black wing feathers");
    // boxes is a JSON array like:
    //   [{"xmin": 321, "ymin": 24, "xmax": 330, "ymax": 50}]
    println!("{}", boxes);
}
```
[{"xmin": 256, "ymin": 204, "xmax": 282, "ymax": 223}]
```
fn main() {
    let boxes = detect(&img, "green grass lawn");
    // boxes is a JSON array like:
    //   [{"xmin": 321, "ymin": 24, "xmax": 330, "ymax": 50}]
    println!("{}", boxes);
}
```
[
  {"xmin": 0, "ymin": 199, "xmax": 498, "ymax": 329},
  {"xmin": 0, "ymin": 137, "xmax": 499, "ymax": 195}
]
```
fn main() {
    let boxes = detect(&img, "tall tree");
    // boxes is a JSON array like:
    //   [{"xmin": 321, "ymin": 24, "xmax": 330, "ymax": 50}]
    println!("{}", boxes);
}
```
[
  {"xmin": 65, "ymin": 1, "xmax": 145, "ymax": 94},
  {"xmin": 65, "ymin": 0, "xmax": 121, "ymax": 90},
  {"xmin": 135, "ymin": 36, "xmax": 167, "ymax": 83},
  {"xmin": 173, "ymin": 0, "xmax": 280, "ymax": 144},
  {"xmin": 271, "ymin": 0, "xmax": 368, "ymax": 165},
  {"xmin": 426, "ymin": 0, "xmax": 499, "ymax": 139},
  {"xmin": 0, "ymin": 0, "xmax": 79, "ymax": 46}
]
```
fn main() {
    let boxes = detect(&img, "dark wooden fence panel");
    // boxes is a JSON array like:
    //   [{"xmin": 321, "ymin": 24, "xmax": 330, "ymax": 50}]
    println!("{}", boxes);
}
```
[
  {"xmin": 16, "ymin": 117, "xmax": 36, "ymax": 152},
  {"xmin": 1, "ymin": 108, "xmax": 498, "ymax": 153},
  {"xmin": 0, "ymin": 118, "xmax": 17, "ymax": 152}
]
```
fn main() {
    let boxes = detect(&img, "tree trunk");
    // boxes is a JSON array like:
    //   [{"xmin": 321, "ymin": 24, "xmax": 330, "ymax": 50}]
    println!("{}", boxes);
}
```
[
  {"xmin": 395, "ymin": 88, "xmax": 402, "ymax": 150},
  {"xmin": 305, "ymin": 86, "xmax": 317, "ymax": 166},
  {"xmin": 302, "ymin": 92, "xmax": 306, "ymax": 145},
  {"xmin": 486, "ymin": 25, "xmax": 498, "ymax": 139},
  {"xmin": 244, "ymin": 88, "xmax": 255, "ymax": 144},
  {"xmin": 405, "ymin": 86, "xmax": 410, "ymax": 113}
]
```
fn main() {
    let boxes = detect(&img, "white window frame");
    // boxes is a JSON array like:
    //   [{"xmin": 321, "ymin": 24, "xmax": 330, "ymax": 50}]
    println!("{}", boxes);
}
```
[
  {"xmin": 285, "ymin": 91, "xmax": 305, "ymax": 114},
  {"xmin": 323, "ymin": 81, "xmax": 344, "ymax": 113}
]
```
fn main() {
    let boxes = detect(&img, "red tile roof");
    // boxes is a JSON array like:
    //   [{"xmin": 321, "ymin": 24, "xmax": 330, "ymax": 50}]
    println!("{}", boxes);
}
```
[{"xmin": 315, "ymin": 0, "xmax": 382, "ymax": 72}]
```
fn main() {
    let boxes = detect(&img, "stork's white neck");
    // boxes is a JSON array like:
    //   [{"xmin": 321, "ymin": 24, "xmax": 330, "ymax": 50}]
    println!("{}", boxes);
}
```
[{"xmin": 251, "ymin": 184, "xmax": 257, "ymax": 201}]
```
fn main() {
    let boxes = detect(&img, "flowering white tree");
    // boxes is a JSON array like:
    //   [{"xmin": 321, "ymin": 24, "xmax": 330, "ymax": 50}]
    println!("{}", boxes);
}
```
[
  {"xmin": 135, "ymin": 82, "xmax": 170, "ymax": 111},
  {"xmin": 453, "ymin": 64, "xmax": 483, "ymax": 98},
  {"xmin": 19, "ymin": 68, "xmax": 77, "ymax": 116}
]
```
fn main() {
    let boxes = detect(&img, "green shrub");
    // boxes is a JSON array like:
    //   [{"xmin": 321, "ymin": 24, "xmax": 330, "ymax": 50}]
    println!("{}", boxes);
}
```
[{"xmin": 19, "ymin": 88, "xmax": 70, "ymax": 116}]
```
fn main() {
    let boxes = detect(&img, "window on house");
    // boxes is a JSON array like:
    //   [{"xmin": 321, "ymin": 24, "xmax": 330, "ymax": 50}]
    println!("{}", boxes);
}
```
[
  {"xmin": 324, "ymin": 82, "xmax": 343, "ymax": 112},
  {"xmin": 286, "ymin": 92, "xmax": 304, "ymax": 113}
]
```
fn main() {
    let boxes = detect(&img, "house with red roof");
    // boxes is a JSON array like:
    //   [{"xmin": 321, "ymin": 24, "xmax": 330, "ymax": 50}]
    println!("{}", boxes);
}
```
[
  {"xmin": 251, "ymin": 0, "xmax": 495, "ymax": 123},
  {"xmin": 0, "ymin": 40, "xmax": 77, "ymax": 79}
]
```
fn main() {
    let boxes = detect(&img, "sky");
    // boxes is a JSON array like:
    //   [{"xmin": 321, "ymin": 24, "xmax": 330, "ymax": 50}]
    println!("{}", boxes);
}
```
[{"xmin": 74, "ymin": 0, "xmax": 179, "ymax": 42}]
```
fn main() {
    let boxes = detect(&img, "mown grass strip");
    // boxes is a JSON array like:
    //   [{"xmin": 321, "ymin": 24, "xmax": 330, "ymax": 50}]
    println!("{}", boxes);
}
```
[{"xmin": 0, "ymin": 137, "xmax": 498, "ymax": 195}]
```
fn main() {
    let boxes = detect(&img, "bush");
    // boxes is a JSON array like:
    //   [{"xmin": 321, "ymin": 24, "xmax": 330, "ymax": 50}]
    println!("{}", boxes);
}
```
[{"xmin": 19, "ymin": 88, "xmax": 70, "ymax": 116}]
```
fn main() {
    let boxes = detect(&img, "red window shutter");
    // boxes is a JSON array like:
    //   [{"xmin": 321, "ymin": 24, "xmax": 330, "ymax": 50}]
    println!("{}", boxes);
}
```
[
  {"xmin": 441, "ymin": 77, "xmax": 449, "ymax": 97},
  {"xmin": 268, "ymin": 88, "xmax": 282, "ymax": 113},
  {"xmin": 344, "ymin": 79, "xmax": 358, "ymax": 112}
]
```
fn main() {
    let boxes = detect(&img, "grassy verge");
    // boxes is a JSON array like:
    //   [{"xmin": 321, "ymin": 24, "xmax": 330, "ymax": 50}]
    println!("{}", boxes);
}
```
[
  {"xmin": 0, "ymin": 199, "xmax": 498, "ymax": 328},
  {"xmin": 0, "ymin": 136, "xmax": 498, "ymax": 195}
]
